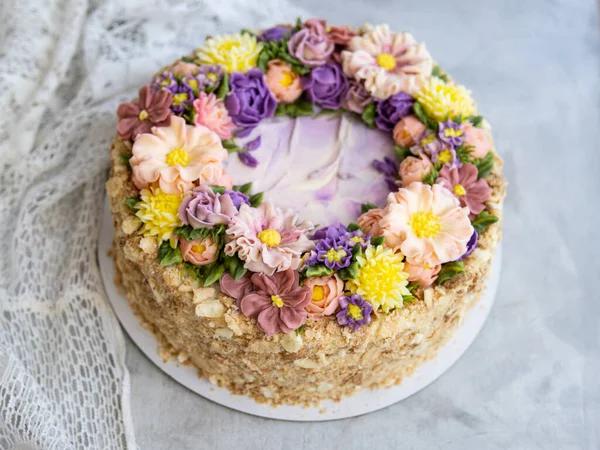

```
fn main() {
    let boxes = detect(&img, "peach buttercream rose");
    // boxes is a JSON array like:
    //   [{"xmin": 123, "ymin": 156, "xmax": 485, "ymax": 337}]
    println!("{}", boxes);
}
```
[
  {"xmin": 393, "ymin": 115, "xmax": 426, "ymax": 147},
  {"xmin": 303, "ymin": 274, "xmax": 343, "ymax": 318},
  {"xmin": 193, "ymin": 92, "xmax": 235, "ymax": 140},
  {"xmin": 130, "ymin": 116, "xmax": 227, "ymax": 194},
  {"xmin": 265, "ymin": 59, "xmax": 303, "ymax": 103},
  {"xmin": 404, "ymin": 256, "xmax": 441, "ymax": 288},
  {"xmin": 399, "ymin": 154, "xmax": 433, "ymax": 187},
  {"xmin": 171, "ymin": 61, "xmax": 199, "ymax": 77},
  {"xmin": 357, "ymin": 208, "xmax": 384, "ymax": 236},
  {"xmin": 180, "ymin": 237, "xmax": 219, "ymax": 266},
  {"xmin": 463, "ymin": 123, "xmax": 493, "ymax": 159}
]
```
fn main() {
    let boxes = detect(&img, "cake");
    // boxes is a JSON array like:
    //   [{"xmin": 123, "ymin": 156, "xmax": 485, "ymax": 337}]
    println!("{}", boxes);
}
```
[{"xmin": 106, "ymin": 19, "xmax": 506, "ymax": 406}]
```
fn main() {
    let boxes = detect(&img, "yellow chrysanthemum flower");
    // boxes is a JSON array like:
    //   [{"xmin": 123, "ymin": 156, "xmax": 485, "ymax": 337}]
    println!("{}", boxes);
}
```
[
  {"xmin": 196, "ymin": 33, "xmax": 263, "ymax": 74},
  {"xmin": 346, "ymin": 246, "xmax": 410, "ymax": 313},
  {"xmin": 135, "ymin": 186, "xmax": 183, "ymax": 241},
  {"xmin": 415, "ymin": 77, "xmax": 477, "ymax": 122}
]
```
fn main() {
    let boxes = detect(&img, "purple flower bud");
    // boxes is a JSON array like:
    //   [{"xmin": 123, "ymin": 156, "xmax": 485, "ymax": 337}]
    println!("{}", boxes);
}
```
[
  {"xmin": 238, "ymin": 151, "xmax": 259, "ymax": 168},
  {"xmin": 375, "ymin": 92, "xmax": 414, "ymax": 132},
  {"xmin": 303, "ymin": 63, "xmax": 349, "ymax": 110},
  {"xmin": 258, "ymin": 26, "xmax": 290, "ymax": 42}
]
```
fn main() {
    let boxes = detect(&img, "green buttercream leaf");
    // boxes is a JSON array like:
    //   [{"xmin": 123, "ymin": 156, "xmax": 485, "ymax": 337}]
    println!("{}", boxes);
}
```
[
  {"xmin": 472, "ymin": 210, "xmax": 499, "ymax": 235},
  {"xmin": 257, "ymin": 49, "xmax": 272, "ymax": 72},
  {"xmin": 240, "ymin": 28, "xmax": 256, "ymax": 36},
  {"xmin": 347, "ymin": 222, "xmax": 361, "ymax": 232},
  {"xmin": 431, "ymin": 65, "xmax": 449, "ymax": 82},
  {"xmin": 249, "ymin": 192, "xmax": 264, "ymax": 207},
  {"xmin": 223, "ymin": 254, "xmax": 247, "ymax": 281},
  {"xmin": 180, "ymin": 56, "xmax": 195, "ymax": 63},
  {"xmin": 407, "ymin": 282, "xmax": 420, "ymax": 293},
  {"xmin": 210, "ymin": 185, "xmax": 226, "ymax": 194},
  {"xmin": 402, "ymin": 294, "xmax": 417, "ymax": 304},
  {"xmin": 466, "ymin": 115, "xmax": 484, "ymax": 128},
  {"xmin": 456, "ymin": 144, "xmax": 474, "ymax": 164},
  {"xmin": 119, "ymin": 153, "xmax": 132, "ymax": 166},
  {"xmin": 222, "ymin": 139, "xmax": 242, "ymax": 153},
  {"xmin": 337, "ymin": 261, "xmax": 360, "ymax": 281},
  {"xmin": 473, "ymin": 151, "xmax": 494, "ymax": 179},
  {"xmin": 315, "ymin": 108, "xmax": 339, "ymax": 118},
  {"xmin": 351, "ymin": 244, "xmax": 363, "ymax": 258},
  {"xmin": 294, "ymin": 17, "xmax": 303, "ymax": 32},
  {"xmin": 274, "ymin": 103, "xmax": 288, "ymax": 117},
  {"xmin": 361, "ymin": 202, "xmax": 378, "ymax": 214},
  {"xmin": 215, "ymin": 73, "xmax": 230, "ymax": 100},
  {"xmin": 394, "ymin": 146, "xmax": 412, "ymax": 162},
  {"xmin": 361, "ymin": 103, "xmax": 376, "ymax": 128},
  {"xmin": 422, "ymin": 164, "xmax": 439, "ymax": 185},
  {"xmin": 295, "ymin": 324, "xmax": 305, "ymax": 336},
  {"xmin": 203, "ymin": 264, "xmax": 225, "ymax": 287},
  {"xmin": 124, "ymin": 197, "xmax": 140, "ymax": 211},
  {"xmin": 413, "ymin": 102, "xmax": 438, "ymax": 131},
  {"xmin": 233, "ymin": 182, "xmax": 253, "ymax": 195},
  {"xmin": 291, "ymin": 100, "xmax": 314, "ymax": 117},
  {"xmin": 370, "ymin": 236, "xmax": 385, "ymax": 247},
  {"xmin": 158, "ymin": 240, "xmax": 182, "ymax": 266},
  {"xmin": 305, "ymin": 264, "xmax": 334, "ymax": 278},
  {"xmin": 436, "ymin": 261, "xmax": 465, "ymax": 285}
]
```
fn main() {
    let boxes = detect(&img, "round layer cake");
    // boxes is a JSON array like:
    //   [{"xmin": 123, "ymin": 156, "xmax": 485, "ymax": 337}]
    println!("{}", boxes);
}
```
[{"xmin": 106, "ymin": 19, "xmax": 506, "ymax": 406}]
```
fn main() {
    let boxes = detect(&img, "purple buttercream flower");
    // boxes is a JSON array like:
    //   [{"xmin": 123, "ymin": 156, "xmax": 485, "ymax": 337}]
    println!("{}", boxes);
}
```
[
  {"xmin": 178, "ymin": 184, "xmax": 238, "ymax": 229},
  {"xmin": 169, "ymin": 83, "xmax": 195, "ymax": 114},
  {"xmin": 225, "ymin": 69, "xmax": 277, "ymax": 133},
  {"xmin": 303, "ymin": 63, "xmax": 349, "ymax": 110},
  {"xmin": 342, "ymin": 229, "xmax": 371, "ymax": 250},
  {"xmin": 457, "ymin": 229, "xmax": 478, "ymax": 261},
  {"xmin": 438, "ymin": 120, "xmax": 465, "ymax": 148},
  {"xmin": 258, "ymin": 26, "xmax": 290, "ymax": 42},
  {"xmin": 375, "ymin": 92, "xmax": 414, "ymax": 132},
  {"xmin": 238, "ymin": 151, "xmax": 259, "ymax": 168},
  {"xmin": 151, "ymin": 71, "xmax": 177, "ymax": 92},
  {"xmin": 336, "ymin": 294, "xmax": 372, "ymax": 331},
  {"xmin": 372, "ymin": 157, "xmax": 400, "ymax": 192},
  {"xmin": 311, "ymin": 223, "xmax": 348, "ymax": 241},
  {"xmin": 196, "ymin": 65, "xmax": 223, "ymax": 91},
  {"xmin": 343, "ymin": 79, "xmax": 372, "ymax": 114},
  {"xmin": 225, "ymin": 190, "xmax": 250, "ymax": 209},
  {"xmin": 287, "ymin": 22, "xmax": 334, "ymax": 67},
  {"xmin": 305, "ymin": 224, "xmax": 370, "ymax": 270},
  {"xmin": 431, "ymin": 144, "xmax": 459, "ymax": 169}
]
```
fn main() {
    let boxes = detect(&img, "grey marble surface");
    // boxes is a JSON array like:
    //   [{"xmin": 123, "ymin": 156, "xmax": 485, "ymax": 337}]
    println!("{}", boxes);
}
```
[{"xmin": 125, "ymin": 1, "xmax": 600, "ymax": 448}]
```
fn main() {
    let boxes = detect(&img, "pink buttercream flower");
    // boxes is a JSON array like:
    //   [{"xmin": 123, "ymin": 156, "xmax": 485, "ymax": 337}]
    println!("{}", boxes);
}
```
[
  {"xmin": 116, "ymin": 85, "xmax": 173, "ymax": 141},
  {"xmin": 240, "ymin": 270, "xmax": 312, "ymax": 336},
  {"xmin": 180, "ymin": 236, "xmax": 218, "ymax": 266},
  {"xmin": 192, "ymin": 92, "xmax": 235, "ymax": 140},
  {"xmin": 130, "ymin": 116, "xmax": 227, "ymax": 194},
  {"xmin": 328, "ymin": 25, "xmax": 357, "ymax": 46},
  {"xmin": 379, "ymin": 182, "xmax": 474, "ymax": 265},
  {"xmin": 224, "ymin": 203, "xmax": 315, "ymax": 275},
  {"xmin": 357, "ymin": 208, "xmax": 384, "ymax": 236},
  {"xmin": 398, "ymin": 154, "xmax": 433, "ymax": 187},
  {"xmin": 404, "ymin": 256, "xmax": 441, "ymax": 288},
  {"xmin": 436, "ymin": 164, "xmax": 492, "ymax": 219},
  {"xmin": 220, "ymin": 273, "xmax": 254, "ymax": 308},
  {"xmin": 341, "ymin": 24, "xmax": 433, "ymax": 99},
  {"xmin": 171, "ymin": 61, "xmax": 199, "ymax": 77},
  {"xmin": 265, "ymin": 59, "xmax": 303, "ymax": 103},
  {"xmin": 303, "ymin": 274, "xmax": 343, "ymax": 318},
  {"xmin": 463, "ymin": 123, "xmax": 493, "ymax": 159},
  {"xmin": 393, "ymin": 115, "xmax": 426, "ymax": 147}
]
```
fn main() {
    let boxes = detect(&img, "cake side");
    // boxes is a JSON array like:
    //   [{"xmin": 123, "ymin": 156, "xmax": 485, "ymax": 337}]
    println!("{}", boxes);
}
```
[{"xmin": 106, "ymin": 134, "xmax": 505, "ymax": 405}]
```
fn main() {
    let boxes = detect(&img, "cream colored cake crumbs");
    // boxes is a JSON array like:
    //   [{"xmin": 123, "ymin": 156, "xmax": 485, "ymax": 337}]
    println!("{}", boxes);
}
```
[{"xmin": 107, "ymin": 134, "xmax": 506, "ymax": 406}]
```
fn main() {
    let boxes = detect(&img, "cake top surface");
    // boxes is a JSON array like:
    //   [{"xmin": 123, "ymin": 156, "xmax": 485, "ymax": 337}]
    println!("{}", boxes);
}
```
[{"xmin": 113, "ymin": 18, "xmax": 504, "ymax": 338}]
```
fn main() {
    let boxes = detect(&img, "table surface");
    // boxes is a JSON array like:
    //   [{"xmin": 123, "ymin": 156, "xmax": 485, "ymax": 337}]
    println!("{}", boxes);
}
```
[{"xmin": 124, "ymin": 1, "xmax": 600, "ymax": 449}]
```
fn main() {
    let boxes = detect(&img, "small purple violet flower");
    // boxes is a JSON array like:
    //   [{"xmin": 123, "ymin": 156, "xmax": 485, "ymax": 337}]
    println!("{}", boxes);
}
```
[
  {"xmin": 151, "ymin": 71, "xmax": 177, "ymax": 92},
  {"xmin": 336, "ymin": 294, "xmax": 372, "ymax": 331},
  {"xmin": 438, "ymin": 120, "xmax": 465, "ymax": 148}
]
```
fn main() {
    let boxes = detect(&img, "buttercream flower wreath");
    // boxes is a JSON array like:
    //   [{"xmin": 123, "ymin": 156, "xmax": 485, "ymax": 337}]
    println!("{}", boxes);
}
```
[{"xmin": 117, "ymin": 19, "xmax": 500, "ymax": 337}]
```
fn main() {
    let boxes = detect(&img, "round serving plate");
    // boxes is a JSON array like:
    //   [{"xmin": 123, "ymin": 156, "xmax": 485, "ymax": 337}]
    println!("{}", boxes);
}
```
[{"xmin": 98, "ymin": 199, "xmax": 501, "ymax": 421}]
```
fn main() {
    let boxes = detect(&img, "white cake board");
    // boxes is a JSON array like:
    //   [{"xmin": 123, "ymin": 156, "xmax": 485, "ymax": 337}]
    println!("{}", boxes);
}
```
[{"xmin": 98, "ymin": 200, "xmax": 501, "ymax": 421}]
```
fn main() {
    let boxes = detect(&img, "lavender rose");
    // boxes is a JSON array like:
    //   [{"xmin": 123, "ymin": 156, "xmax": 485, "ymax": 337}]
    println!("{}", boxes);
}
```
[
  {"xmin": 258, "ymin": 26, "xmax": 290, "ymax": 42},
  {"xmin": 343, "ymin": 79, "xmax": 372, "ymax": 114},
  {"xmin": 178, "ymin": 185, "xmax": 238, "ymax": 229},
  {"xmin": 287, "ymin": 22, "xmax": 334, "ymax": 67},
  {"xmin": 225, "ymin": 69, "xmax": 277, "ymax": 133},
  {"xmin": 225, "ymin": 189, "xmax": 250, "ymax": 209},
  {"xmin": 375, "ymin": 92, "xmax": 414, "ymax": 132},
  {"xmin": 303, "ymin": 63, "xmax": 349, "ymax": 109}
]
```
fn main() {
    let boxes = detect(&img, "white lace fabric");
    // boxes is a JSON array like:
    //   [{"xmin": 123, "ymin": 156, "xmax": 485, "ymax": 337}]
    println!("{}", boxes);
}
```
[{"xmin": 0, "ymin": 1, "xmax": 305, "ymax": 448}]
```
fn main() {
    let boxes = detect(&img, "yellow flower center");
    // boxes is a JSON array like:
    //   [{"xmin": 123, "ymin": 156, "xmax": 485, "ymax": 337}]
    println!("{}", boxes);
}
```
[
  {"xmin": 191, "ymin": 243, "xmax": 206, "ymax": 254},
  {"xmin": 347, "ymin": 304, "xmax": 364, "ymax": 321},
  {"xmin": 409, "ymin": 211, "xmax": 441, "ymax": 238},
  {"xmin": 420, "ymin": 134, "xmax": 435, "ymax": 146},
  {"xmin": 207, "ymin": 73, "xmax": 218, "ymax": 82},
  {"xmin": 135, "ymin": 187, "xmax": 183, "ymax": 241},
  {"xmin": 218, "ymin": 40, "xmax": 241, "ymax": 54},
  {"xmin": 165, "ymin": 148, "xmax": 190, "ymax": 167},
  {"xmin": 187, "ymin": 79, "xmax": 198, "ymax": 91},
  {"xmin": 173, "ymin": 93, "xmax": 189, "ymax": 106},
  {"xmin": 444, "ymin": 128, "xmax": 463, "ymax": 138},
  {"xmin": 271, "ymin": 294, "xmax": 284, "ymax": 308},
  {"xmin": 312, "ymin": 285, "xmax": 325, "ymax": 302},
  {"xmin": 279, "ymin": 70, "xmax": 295, "ymax": 87},
  {"xmin": 257, "ymin": 229, "xmax": 281, "ymax": 247},
  {"xmin": 423, "ymin": 262, "xmax": 432, "ymax": 270},
  {"xmin": 350, "ymin": 236, "xmax": 364, "ymax": 244},
  {"xmin": 325, "ymin": 247, "xmax": 347, "ymax": 263},
  {"xmin": 453, "ymin": 184, "xmax": 466, "ymax": 196},
  {"xmin": 377, "ymin": 53, "xmax": 397, "ymax": 71},
  {"xmin": 138, "ymin": 109, "xmax": 149, "ymax": 120},
  {"xmin": 437, "ymin": 149, "xmax": 453, "ymax": 164}
]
